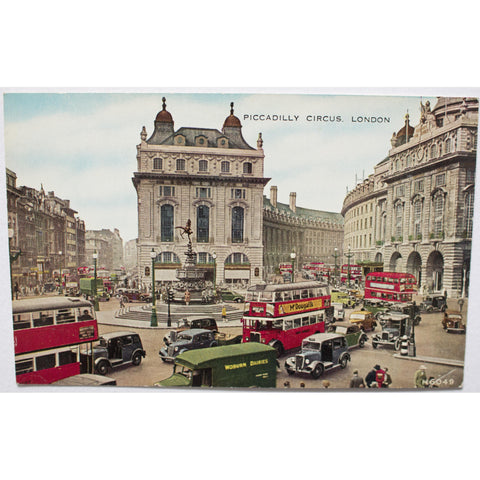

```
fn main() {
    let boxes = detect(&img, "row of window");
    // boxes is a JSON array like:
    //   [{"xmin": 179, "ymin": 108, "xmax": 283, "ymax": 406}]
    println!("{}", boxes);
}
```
[
  {"xmin": 153, "ymin": 158, "xmax": 253, "ymax": 174},
  {"xmin": 158, "ymin": 186, "xmax": 246, "ymax": 200},
  {"xmin": 153, "ymin": 252, "xmax": 249, "ymax": 264},
  {"xmin": 159, "ymin": 204, "xmax": 245, "ymax": 243}
]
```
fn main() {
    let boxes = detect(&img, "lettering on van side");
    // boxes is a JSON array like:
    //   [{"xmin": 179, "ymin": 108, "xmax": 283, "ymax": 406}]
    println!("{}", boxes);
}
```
[{"xmin": 224, "ymin": 362, "xmax": 247, "ymax": 370}]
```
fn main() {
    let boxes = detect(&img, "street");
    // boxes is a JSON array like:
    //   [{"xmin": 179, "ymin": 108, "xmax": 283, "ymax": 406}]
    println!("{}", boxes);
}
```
[{"xmin": 94, "ymin": 297, "xmax": 466, "ymax": 390}]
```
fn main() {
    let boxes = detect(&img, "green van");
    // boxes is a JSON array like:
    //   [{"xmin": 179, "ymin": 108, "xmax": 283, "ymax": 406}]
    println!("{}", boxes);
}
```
[{"xmin": 156, "ymin": 343, "xmax": 277, "ymax": 388}]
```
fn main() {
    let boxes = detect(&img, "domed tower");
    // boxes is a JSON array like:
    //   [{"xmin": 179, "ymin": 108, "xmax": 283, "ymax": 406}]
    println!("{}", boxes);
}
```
[
  {"xmin": 147, "ymin": 97, "xmax": 175, "ymax": 144},
  {"xmin": 392, "ymin": 113, "xmax": 415, "ymax": 147},
  {"xmin": 222, "ymin": 102, "xmax": 252, "ymax": 148}
]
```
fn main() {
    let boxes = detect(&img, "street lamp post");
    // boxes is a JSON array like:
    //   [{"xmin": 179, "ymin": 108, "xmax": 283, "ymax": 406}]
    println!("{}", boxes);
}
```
[
  {"xmin": 212, "ymin": 252, "xmax": 217, "ymax": 295},
  {"xmin": 93, "ymin": 250, "xmax": 99, "ymax": 311},
  {"xmin": 58, "ymin": 250, "xmax": 63, "ymax": 294},
  {"xmin": 150, "ymin": 249, "xmax": 158, "ymax": 327},
  {"xmin": 345, "ymin": 245, "xmax": 354, "ymax": 288},
  {"xmin": 290, "ymin": 252, "xmax": 296, "ymax": 283},
  {"xmin": 332, "ymin": 247, "xmax": 339, "ymax": 286}
]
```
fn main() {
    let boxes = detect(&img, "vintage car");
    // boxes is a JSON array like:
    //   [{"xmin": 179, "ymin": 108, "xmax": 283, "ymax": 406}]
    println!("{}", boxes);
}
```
[
  {"xmin": 159, "ymin": 328, "xmax": 241, "ymax": 362},
  {"xmin": 420, "ymin": 294, "xmax": 447, "ymax": 313},
  {"xmin": 371, "ymin": 313, "xmax": 411, "ymax": 350},
  {"xmin": 442, "ymin": 310, "xmax": 466, "ymax": 334},
  {"xmin": 122, "ymin": 289, "xmax": 151, "ymax": 303},
  {"xmin": 218, "ymin": 289, "xmax": 245, "ymax": 303},
  {"xmin": 349, "ymin": 310, "xmax": 377, "ymax": 332},
  {"xmin": 84, "ymin": 331, "xmax": 146, "ymax": 375},
  {"xmin": 362, "ymin": 298, "xmax": 390, "ymax": 316},
  {"xmin": 380, "ymin": 302, "xmax": 422, "ymax": 325},
  {"xmin": 163, "ymin": 316, "xmax": 219, "ymax": 346},
  {"xmin": 331, "ymin": 302, "xmax": 345, "ymax": 321},
  {"xmin": 328, "ymin": 323, "xmax": 367, "ymax": 348},
  {"xmin": 284, "ymin": 333, "xmax": 350, "ymax": 379}
]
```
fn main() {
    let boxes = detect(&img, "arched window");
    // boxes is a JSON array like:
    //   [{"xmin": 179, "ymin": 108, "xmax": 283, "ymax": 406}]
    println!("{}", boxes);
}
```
[
  {"xmin": 196, "ymin": 205, "xmax": 210, "ymax": 243},
  {"xmin": 243, "ymin": 162, "xmax": 252, "ymax": 174},
  {"xmin": 176, "ymin": 158, "xmax": 186, "ymax": 171},
  {"xmin": 232, "ymin": 206, "xmax": 244, "ymax": 243},
  {"xmin": 221, "ymin": 161, "xmax": 230, "ymax": 173},
  {"xmin": 161, "ymin": 204, "xmax": 174, "ymax": 242},
  {"xmin": 433, "ymin": 194, "xmax": 444, "ymax": 237},
  {"xmin": 199, "ymin": 159, "xmax": 208, "ymax": 172},
  {"xmin": 225, "ymin": 253, "xmax": 249, "ymax": 264},
  {"xmin": 445, "ymin": 138, "xmax": 452, "ymax": 153},
  {"xmin": 430, "ymin": 144, "xmax": 437, "ymax": 158},
  {"xmin": 465, "ymin": 192, "xmax": 474, "ymax": 238},
  {"xmin": 159, "ymin": 252, "xmax": 180, "ymax": 263}
]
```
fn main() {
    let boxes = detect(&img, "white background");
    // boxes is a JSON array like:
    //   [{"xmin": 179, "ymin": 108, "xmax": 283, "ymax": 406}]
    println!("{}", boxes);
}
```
[{"xmin": 1, "ymin": 2, "xmax": 479, "ymax": 479}]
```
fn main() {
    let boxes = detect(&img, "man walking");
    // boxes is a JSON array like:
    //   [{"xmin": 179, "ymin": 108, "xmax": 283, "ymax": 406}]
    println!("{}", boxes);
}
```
[{"xmin": 350, "ymin": 370, "xmax": 365, "ymax": 388}]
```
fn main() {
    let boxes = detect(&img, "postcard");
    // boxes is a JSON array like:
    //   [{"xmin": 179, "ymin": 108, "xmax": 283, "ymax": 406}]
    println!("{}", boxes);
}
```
[{"xmin": 2, "ymin": 91, "xmax": 478, "ymax": 390}]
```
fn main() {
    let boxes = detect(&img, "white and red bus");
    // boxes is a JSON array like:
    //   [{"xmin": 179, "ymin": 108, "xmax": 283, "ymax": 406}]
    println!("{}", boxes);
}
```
[
  {"xmin": 340, "ymin": 264, "xmax": 362, "ymax": 283},
  {"xmin": 12, "ymin": 297, "xmax": 98, "ymax": 384},
  {"xmin": 364, "ymin": 272, "xmax": 417, "ymax": 303},
  {"xmin": 242, "ymin": 281, "xmax": 332, "ymax": 356}
]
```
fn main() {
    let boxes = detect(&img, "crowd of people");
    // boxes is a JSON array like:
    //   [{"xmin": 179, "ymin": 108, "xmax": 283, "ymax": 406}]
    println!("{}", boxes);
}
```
[{"xmin": 350, "ymin": 364, "xmax": 432, "ymax": 389}]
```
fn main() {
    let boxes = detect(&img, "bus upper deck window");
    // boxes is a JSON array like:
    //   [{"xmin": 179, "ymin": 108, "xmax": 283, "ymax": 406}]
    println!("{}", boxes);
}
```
[{"xmin": 301, "ymin": 290, "xmax": 308, "ymax": 299}]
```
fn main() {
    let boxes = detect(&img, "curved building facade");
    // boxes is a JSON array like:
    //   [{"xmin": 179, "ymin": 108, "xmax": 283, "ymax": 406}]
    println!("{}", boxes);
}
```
[{"xmin": 342, "ymin": 97, "xmax": 477, "ymax": 297}]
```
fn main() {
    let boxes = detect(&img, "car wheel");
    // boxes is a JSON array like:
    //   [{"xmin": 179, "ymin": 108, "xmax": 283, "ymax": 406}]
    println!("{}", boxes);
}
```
[
  {"xmin": 271, "ymin": 341, "xmax": 284, "ymax": 358},
  {"xmin": 132, "ymin": 352, "xmax": 142, "ymax": 366},
  {"xmin": 96, "ymin": 360, "xmax": 109, "ymax": 376},
  {"xmin": 235, "ymin": 298, "xmax": 242, "ymax": 303},
  {"xmin": 286, "ymin": 369, "xmax": 295, "ymax": 376},
  {"xmin": 340, "ymin": 356, "xmax": 348, "ymax": 369},
  {"xmin": 372, "ymin": 342, "xmax": 378, "ymax": 349},
  {"xmin": 394, "ymin": 339, "xmax": 401, "ymax": 351},
  {"xmin": 427, "ymin": 306, "xmax": 433, "ymax": 313},
  {"xmin": 311, "ymin": 364, "xmax": 324, "ymax": 379},
  {"xmin": 359, "ymin": 338, "xmax": 365, "ymax": 348}
]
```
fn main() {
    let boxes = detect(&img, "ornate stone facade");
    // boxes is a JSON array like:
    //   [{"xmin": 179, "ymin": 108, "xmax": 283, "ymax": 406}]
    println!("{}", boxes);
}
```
[
  {"xmin": 341, "ymin": 97, "xmax": 477, "ymax": 297},
  {"xmin": 133, "ymin": 99, "xmax": 269, "ymax": 287}
]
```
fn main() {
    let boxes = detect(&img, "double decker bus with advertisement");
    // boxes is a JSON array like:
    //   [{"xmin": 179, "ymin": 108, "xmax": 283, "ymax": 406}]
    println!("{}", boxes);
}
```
[
  {"xmin": 12, "ymin": 297, "xmax": 99, "ymax": 384},
  {"xmin": 242, "ymin": 281, "xmax": 332, "ymax": 356},
  {"xmin": 340, "ymin": 264, "xmax": 362, "ymax": 284},
  {"xmin": 364, "ymin": 272, "xmax": 417, "ymax": 303}
]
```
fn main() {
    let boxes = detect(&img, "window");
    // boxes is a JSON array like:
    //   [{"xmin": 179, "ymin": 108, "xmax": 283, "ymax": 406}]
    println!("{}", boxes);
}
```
[
  {"xmin": 199, "ymin": 160, "xmax": 208, "ymax": 172},
  {"xmin": 433, "ymin": 194, "xmax": 444, "ymax": 237},
  {"xmin": 413, "ymin": 200, "xmax": 422, "ymax": 238},
  {"xmin": 414, "ymin": 179, "xmax": 424, "ymax": 193},
  {"xmin": 231, "ymin": 188, "xmax": 245, "ymax": 199},
  {"xmin": 196, "ymin": 205, "xmax": 210, "ymax": 243},
  {"xmin": 395, "ymin": 203, "xmax": 403, "ymax": 238},
  {"xmin": 465, "ymin": 192, "xmax": 474, "ymax": 237},
  {"xmin": 59, "ymin": 350, "xmax": 78, "ymax": 366},
  {"xmin": 196, "ymin": 187, "xmax": 211, "ymax": 198},
  {"xmin": 153, "ymin": 158, "xmax": 162, "ymax": 170},
  {"xmin": 445, "ymin": 138, "xmax": 452, "ymax": 153},
  {"xmin": 232, "ymin": 206, "xmax": 244, "ymax": 243},
  {"xmin": 36, "ymin": 353, "xmax": 56, "ymax": 371},
  {"xmin": 430, "ymin": 144, "xmax": 437, "ymax": 158},
  {"xmin": 435, "ymin": 174, "xmax": 446, "ymax": 187},
  {"xmin": 243, "ymin": 162, "xmax": 252, "ymax": 174},
  {"xmin": 221, "ymin": 161, "xmax": 230, "ymax": 173},
  {"xmin": 466, "ymin": 170, "xmax": 475, "ymax": 183},
  {"xmin": 396, "ymin": 185, "xmax": 405, "ymax": 197},
  {"xmin": 160, "ymin": 252, "xmax": 180, "ymax": 263},
  {"xmin": 176, "ymin": 159, "xmax": 186, "ymax": 170},
  {"xmin": 225, "ymin": 252, "xmax": 249, "ymax": 264},
  {"xmin": 15, "ymin": 358, "xmax": 34, "ymax": 375},
  {"xmin": 161, "ymin": 204, "xmax": 174, "ymax": 242},
  {"xmin": 159, "ymin": 186, "xmax": 175, "ymax": 197}
]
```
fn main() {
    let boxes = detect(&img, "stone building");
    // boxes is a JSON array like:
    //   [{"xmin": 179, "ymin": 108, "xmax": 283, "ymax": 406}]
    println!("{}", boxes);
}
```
[
  {"xmin": 263, "ymin": 186, "xmax": 344, "ymax": 279},
  {"xmin": 341, "ymin": 97, "xmax": 477, "ymax": 297},
  {"xmin": 124, "ymin": 238, "xmax": 138, "ymax": 271},
  {"xmin": 6, "ymin": 169, "xmax": 86, "ymax": 289},
  {"xmin": 133, "ymin": 98, "xmax": 269, "ymax": 287},
  {"xmin": 85, "ymin": 228, "xmax": 124, "ymax": 271}
]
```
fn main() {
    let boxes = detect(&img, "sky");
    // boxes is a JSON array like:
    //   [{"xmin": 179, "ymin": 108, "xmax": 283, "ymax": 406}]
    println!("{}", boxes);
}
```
[{"xmin": 3, "ymin": 91, "xmax": 437, "ymax": 243}]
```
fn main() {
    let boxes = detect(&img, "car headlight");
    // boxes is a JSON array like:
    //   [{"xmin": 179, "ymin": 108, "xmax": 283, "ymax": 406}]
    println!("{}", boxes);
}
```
[
  {"xmin": 174, "ymin": 347, "xmax": 179, "ymax": 352},
  {"xmin": 305, "ymin": 359, "xmax": 310, "ymax": 365}
]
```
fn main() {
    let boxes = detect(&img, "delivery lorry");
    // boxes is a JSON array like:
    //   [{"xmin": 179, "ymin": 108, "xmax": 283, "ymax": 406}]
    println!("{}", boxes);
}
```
[{"xmin": 156, "ymin": 343, "xmax": 277, "ymax": 388}]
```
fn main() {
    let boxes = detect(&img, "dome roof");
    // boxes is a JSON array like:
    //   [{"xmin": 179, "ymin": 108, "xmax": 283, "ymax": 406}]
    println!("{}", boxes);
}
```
[
  {"xmin": 396, "ymin": 113, "xmax": 414, "ymax": 138},
  {"xmin": 223, "ymin": 102, "xmax": 242, "ymax": 128},
  {"xmin": 155, "ymin": 97, "xmax": 174, "ymax": 123}
]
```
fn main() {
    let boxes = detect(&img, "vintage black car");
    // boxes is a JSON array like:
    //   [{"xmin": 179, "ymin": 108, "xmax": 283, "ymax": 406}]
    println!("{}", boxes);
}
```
[
  {"xmin": 420, "ymin": 294, "xmax": 447, "ymax": 313},
  {"xmin": 159, "ymin": 328, "xmax": 219, "ymax": 362},
  {"xmin": 380, "ymin": 302, "xmax": 422, "ymax": 325},
  {"xmin": 284, "ymin": 333, "xmax": 350, "ymax": 379},
  {"xmin": 372, "ymin": 313, "xmax": 411, "ymax": 351},
  {"xmin": 84, "ymin": 331, "xmax": 146, "ymax": 375},
  {"xmin": 163, "ymin": 316, "xmax": 219, "ymax": 346},
  {"xmin": 328, "ymin": 324, "xmax": 368, "ymax": 348},
  {"xmin": 442, "ymin": 310, "xmax": 466, "ymax": 334}
]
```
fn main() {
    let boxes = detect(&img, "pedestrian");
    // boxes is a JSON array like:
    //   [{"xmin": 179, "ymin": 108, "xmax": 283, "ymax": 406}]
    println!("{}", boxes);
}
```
[
  {"xmin": 375, "ymin": 365, "xmax": 386, "ymax": 388},
  {"xmin": 365, "ymin": 365, "xmax": 378, "ymax": 388},
  {"xmin": 119, "ymin": 296, "xmax": 125, "ymax": 309},
  {"xmin": 184, "ymin": 289, "xmax": 191, "ymax": 306},
  {"xmin": 222, "ymin": 305, "xmax": 227, "ymax": 323},
  {"xmin": 283, "ymin": 381, "xmax": 291, "ymax": 389},
  {"xmin": 350, "ymin": 369, "xmax": 366, "ymax": 388},
  {"xmin": 300, "ymin": 382, "xmax": 305, "ymax": 388},
  {"xmin": 414, "ymin": 364, "xmax": 428, "ymax": 388},
  {"xmin": 322, "ymin": 380, "xmax": 330, "ymax": 389},
  {"xmin": 382, "ymin": 367, "xmax": 392, "ymax": 388}
]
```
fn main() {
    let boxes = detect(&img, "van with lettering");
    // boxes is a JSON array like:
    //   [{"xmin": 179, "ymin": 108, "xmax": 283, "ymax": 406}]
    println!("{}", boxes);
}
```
[{"xmin": 156, "ymin": 343, "xmax": 277, "ymax": 388}]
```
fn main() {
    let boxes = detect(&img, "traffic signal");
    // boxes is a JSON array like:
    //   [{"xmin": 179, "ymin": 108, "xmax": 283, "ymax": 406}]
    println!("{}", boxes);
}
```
[
  {"xmin": 145, "ymin": 266, "xmax": 150, "ymax": 276},
  {"xmin": 168, "ymin": 289, "xmax": 174, "ymax": 302}
]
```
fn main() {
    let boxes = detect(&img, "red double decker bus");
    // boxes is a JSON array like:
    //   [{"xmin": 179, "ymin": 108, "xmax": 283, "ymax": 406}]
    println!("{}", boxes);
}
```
[
  {"xmin": 364, "ymin": 272, "xmax": 417, "ymax": 303},
  {"xmin": 340, "ymin": 264, "xmax": 362, "ymax": 283},
  {"xmin": 12, "ymin": 297, "xmax": 99, "ymax": 384},
  {"xmin": 242, "ymin": 281, "xmax": 331, "ymax": 356}
]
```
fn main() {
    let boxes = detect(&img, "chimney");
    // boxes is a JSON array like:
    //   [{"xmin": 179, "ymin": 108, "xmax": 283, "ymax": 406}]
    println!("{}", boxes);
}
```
[
  {"xmin": 289, "ymin": 192, "xmax": 296, "ymax": 213},
  {"xmin": 270, "ymin": 186, "xmax": 277, "ymax": 208}
]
